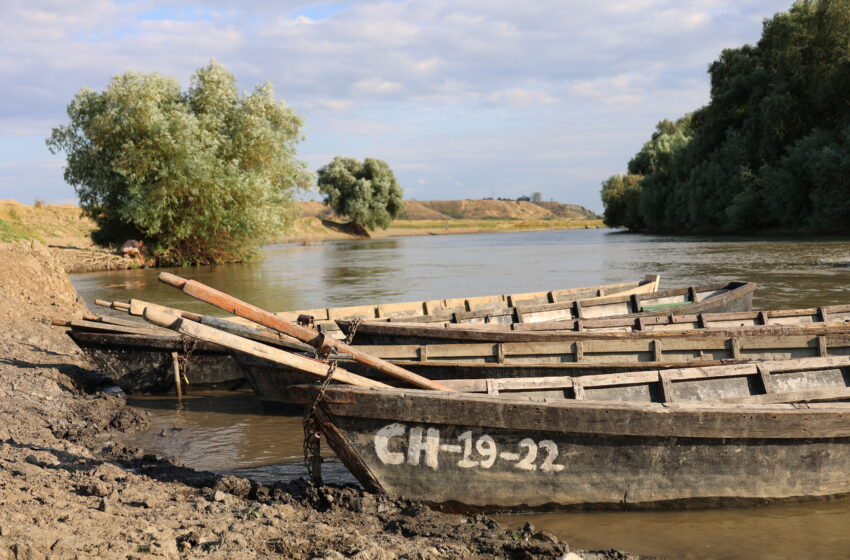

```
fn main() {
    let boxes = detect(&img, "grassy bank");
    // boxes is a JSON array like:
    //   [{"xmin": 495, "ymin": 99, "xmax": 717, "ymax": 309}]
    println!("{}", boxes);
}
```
[
  {"xmin": 281, "ymin": 215, "xmax": 604, "ymax": 243},
  {"xmin": 2, "ymin": 198, "xmax": 604, "ymax": 269}
]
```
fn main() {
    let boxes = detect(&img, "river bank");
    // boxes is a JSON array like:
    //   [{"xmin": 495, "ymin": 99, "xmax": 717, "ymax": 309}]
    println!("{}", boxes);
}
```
[
  {"xmin": 0, "ymin": 200, "xmax": 603, "ymax": 274},
  {"xmin": 0, "ymin": 238, "xmax": 639, "ymax": 559}
]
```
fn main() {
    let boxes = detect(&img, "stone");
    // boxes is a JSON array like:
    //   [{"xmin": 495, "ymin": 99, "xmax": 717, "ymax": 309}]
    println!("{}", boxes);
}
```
[
  {"xmin": 86, "ymin": 480, "xmax": 113, "ymax": 497},
  {"xmin": 212, "ymin": 490, "xmax": 227, "ymax": 503}
]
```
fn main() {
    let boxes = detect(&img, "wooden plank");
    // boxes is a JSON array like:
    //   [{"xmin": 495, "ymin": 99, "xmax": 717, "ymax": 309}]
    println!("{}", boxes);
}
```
[
  {"xmin": 66, "ymin": 319, "xmax": 175, "ymax": 337},
  {"xmin": 143, "ymin": 308, "xmax": 387, "ymax": 388},
  {"xmin": 758, "ymin": 363, "xmax": 774, "ymax": 393},
  {"xmin": 717, "ymin": 387, "xmax": 850, "ymax": 405},
  {"xmin": 572, "ymin": 379, "xmax": 585, "ymax": 400},
  {"xmin": 574, "ymin": 341, "xmax": 584, "ymax": 362},
  {"xmin": 730, "ymin": 337, "xmax": 741, "ymax": 359},
  {"xmin": 653, "ymin": 340, "xmax": 663, "ymax": 362},
  {"xmin": 659, "ymin": 371, "xmax": 674, "ymax": 403},
  {"xmin": 819, "ymin": 335, "xmax": 829, "ymax": 357}
]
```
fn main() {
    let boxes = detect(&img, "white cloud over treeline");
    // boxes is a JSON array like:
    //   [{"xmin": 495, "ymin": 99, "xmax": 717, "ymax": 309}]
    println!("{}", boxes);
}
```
[{"xmin": 0, "ymin": 0, "xmax": 791, "ymax": 209}]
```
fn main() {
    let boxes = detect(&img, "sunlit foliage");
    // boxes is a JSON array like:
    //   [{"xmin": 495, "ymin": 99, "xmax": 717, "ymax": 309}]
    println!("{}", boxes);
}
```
[
  {"xmin": 317, "ymin": 157, "xmax": 404, "ymax": 231},
  {"xmin": 47, "ymin": 61, "xmax": 311, "ymax": 264},
  {"xmin": 602, "ymin": 0, "xmax": 850, "ymax": 233}
]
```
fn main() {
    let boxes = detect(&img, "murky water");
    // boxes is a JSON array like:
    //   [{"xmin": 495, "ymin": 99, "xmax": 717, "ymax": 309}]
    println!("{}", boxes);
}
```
[{"xmin": 71, "ymin": 228, "xmax": 850, "ymax": 559}]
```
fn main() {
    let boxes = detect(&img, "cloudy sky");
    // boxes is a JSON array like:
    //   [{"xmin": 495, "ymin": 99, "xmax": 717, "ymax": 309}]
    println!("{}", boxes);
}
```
[{"xmin": 1, "ymin": 0, "xmax": 791, "ymax": 211}]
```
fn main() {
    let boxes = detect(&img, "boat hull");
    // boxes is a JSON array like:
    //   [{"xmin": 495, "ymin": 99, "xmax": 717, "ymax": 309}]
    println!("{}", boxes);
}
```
[
  {"xmin": 292, "ymin": 380, "xmax": 850, "ymax": 511},
  {"xmin": 68, "ymin": 331, "xmax": 245, "ymax": 393},
  {"xmin": 343, "ymin": 282, "xmax": 756, "ymax": 344},
  {"xmin": 237, "ymin": 324, "xmax": 850, "ymax": 407}
]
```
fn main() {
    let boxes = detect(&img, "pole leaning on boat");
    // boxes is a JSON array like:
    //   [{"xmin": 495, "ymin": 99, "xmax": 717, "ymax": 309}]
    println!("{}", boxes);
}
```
[{"xmin": 157, "ymin": 272, "xmax": 458, "ymax": 392}]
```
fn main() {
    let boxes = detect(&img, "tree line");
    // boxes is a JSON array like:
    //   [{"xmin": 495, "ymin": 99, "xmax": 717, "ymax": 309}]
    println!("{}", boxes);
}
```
[{"xmin": 601, "ymin": 0, "xmax": 850, "ymax": 233}]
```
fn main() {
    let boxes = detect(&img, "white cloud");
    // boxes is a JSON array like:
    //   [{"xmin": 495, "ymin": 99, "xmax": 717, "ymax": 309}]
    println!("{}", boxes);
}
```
[
  {"xmin": 490, "ymin": 88, "xmax": 558, "ymax": 108},
  {"xmin": 352, "ymin": 79, "xmax": 404, "ymax": 95},
  {"xmin": 0, "ymin": 0, "xmax": 793, "ymax": 208}
]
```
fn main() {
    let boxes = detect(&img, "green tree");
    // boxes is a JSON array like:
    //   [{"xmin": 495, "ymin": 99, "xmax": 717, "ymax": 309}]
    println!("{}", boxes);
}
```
[
  {"xmin": 316, "ymin": 157, "xmax": 404, "ymax": 231},
  {"xmin": 47, "ymin": 61, "xmax": 310, "ymax": 265},
  {"xmin": 600, "ymin": 0, "xmax": 850, "ymax": 233}
]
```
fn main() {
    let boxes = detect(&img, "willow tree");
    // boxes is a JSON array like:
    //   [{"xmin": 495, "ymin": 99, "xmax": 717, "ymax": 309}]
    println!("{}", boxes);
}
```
[
  {"xmin": 47, "ymin": 61, "xmax": 311, "ymax": 265},
  {"xmin": 317, "ymin": 157, "xmax": 404, "ymax": 231}
]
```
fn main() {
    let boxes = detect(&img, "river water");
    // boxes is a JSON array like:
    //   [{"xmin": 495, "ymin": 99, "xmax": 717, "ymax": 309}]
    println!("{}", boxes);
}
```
[{"xmin": 71, "ymin": 228, "xmax": 850, "ymax": 559}]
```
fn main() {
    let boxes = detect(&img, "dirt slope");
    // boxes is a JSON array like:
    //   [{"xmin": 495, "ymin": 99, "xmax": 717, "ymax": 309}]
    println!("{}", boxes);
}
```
[{"xmin": 415, "ymin": 200, "xmax": 549, "ymax": 220}]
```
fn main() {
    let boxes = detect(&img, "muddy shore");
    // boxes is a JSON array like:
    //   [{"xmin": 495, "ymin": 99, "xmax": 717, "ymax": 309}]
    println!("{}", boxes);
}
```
[{"xmin": 0, "ymin": 239, "xmax": 641, "ymax": 559}]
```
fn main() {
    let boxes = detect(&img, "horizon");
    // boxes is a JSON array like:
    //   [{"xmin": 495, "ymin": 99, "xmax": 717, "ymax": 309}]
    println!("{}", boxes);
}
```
[{"xmin": 0, "ymin": 1, "xmax": 791, "ymax": 213}]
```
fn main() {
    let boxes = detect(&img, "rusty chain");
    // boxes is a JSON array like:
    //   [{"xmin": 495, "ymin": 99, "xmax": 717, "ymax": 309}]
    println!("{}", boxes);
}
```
[
  {"xmin": 344, "ymin": 318, "xmax": 362, "ymax": 345},
  {"xmin": 178, "ymin": 335, "xmax": 198, "ymax": 385},
  {"xmin": 302, "ymin": 351, "xmax": 337, "ymax": 486}
]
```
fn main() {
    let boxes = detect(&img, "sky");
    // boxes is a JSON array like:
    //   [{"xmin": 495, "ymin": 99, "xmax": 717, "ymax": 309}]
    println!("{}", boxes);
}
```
[{"xmin": 0, "ymin": 0, "xmax": 792, "ymax": 212}]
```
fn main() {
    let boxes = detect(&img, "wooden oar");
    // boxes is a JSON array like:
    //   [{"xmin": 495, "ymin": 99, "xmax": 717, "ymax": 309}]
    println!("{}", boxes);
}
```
[
  {"xmin": 125, "ymin": 299, "xmax": 314, "ymax": 353},
  {"xmin": 158, "ymin": 272, "xmax": 458, "ymax": 392},
  {"xmin": 143, "ymin": 307, "xmax": 387, "ymax": 388}
]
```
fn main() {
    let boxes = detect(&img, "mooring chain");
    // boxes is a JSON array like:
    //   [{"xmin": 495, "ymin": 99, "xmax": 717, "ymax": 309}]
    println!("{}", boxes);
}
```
[
  {"xmin": 302, "ymin": 351, "xmax": 338, "ymax": 486},
  {"xmin": 344, "ymin": 317, "xmax": 363, "ymax": 345},
  {"xmin": 178, "ymin": 335, "xmax": 198, "ymax": 384}
]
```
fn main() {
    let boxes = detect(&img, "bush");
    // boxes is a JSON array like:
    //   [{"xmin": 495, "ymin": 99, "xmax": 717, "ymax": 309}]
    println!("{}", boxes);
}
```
[
  {"xmin": 47, "ymin": 61, "xmax": 311, "ymax": 265},
  {"xmin": 316, "ymin": 157, "xmax": 403, "ymax": 231}
]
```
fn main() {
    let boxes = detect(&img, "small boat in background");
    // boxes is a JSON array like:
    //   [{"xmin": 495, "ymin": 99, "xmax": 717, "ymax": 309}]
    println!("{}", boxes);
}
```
[
  {"xmin": 290, "ymin": 355, "xmax": 850, "ymax": 512},
  {"xmin": 338, "ymin": 281, "xmax": 758, "ymax": 345},
  {"xmin": 250, "ymin": 275, "xmax": 661, "ymax": 337}
]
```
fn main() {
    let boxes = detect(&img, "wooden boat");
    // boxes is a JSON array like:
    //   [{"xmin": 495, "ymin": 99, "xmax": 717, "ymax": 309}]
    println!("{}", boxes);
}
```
[
  {"xmin": 235, "ymin": 323, "xmax": 850, "ymax": 408},
  {"xmin": 263, "ymin": 276, "xmax": 661, "ymax": 337},
  {"xmin": 345, "ymin": 303, "xmax": 850, "ymax": 337},
  {"xmin": 289, "ymin": 355, "xmax": 850, "ymax": 511},
  {"xmin": 335, "ymin": 280, "xmax": 754, "ymax": 338},
  {"xmin": 63, "ymin": 317, "xmax": 310, "ymax": 393}
]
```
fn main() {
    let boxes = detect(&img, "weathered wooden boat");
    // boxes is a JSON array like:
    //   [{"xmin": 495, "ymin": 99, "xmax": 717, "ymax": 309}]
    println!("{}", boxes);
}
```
[
  {"xmin": 335, "ymin": 280, "xmax": 754, "ymax": 338},
  {"xmin": 290, "ymin": 355, "xmax": 850, "ymax": 511},
  {"xmin": 259, "ymin": 276, "xmax": 661, "ymax": 338},
  {"xmin": 235, "ymin": 323, "xmax": 850, "ymax": 408},
  {"xmin": 63, "ymin": 316, "xmax": 310, "ymax": 393},
  {"xmin": 344, "ymin": 303, "xmax": 850, "ymax": 337}
]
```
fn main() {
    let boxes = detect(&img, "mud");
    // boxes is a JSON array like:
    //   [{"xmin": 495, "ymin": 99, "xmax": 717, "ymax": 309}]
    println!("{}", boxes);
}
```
[{"xmin": 0, "ymin": 239, "xmax": 642, "ymax": 559}]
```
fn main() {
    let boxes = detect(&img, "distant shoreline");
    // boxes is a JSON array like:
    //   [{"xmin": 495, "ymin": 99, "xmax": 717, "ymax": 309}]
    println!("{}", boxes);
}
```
[
  {"xmin": 280, "ymin": 216, "xmax": 605, "ymax": 245},
  {"xmin": 0, "ymin": 199, "xmax": 603, "ymax": 272}
]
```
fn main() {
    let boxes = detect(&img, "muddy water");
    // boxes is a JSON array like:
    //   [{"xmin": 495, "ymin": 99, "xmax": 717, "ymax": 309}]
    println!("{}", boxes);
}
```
[{"xmin": 71, "ymin": 228, "xmax": 850, "ymax": 559}]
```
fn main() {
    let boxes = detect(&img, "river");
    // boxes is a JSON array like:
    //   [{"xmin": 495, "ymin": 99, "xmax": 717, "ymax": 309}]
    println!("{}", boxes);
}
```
[{"xmin": 71, "ymin": 228, "xmax": 850, "ymax": 559}]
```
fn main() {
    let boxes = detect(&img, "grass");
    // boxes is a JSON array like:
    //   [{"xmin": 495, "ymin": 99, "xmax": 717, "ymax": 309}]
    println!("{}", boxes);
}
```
[{"xmin": 0, "ymin": 217, "xmax": 40, "ymax": 242}]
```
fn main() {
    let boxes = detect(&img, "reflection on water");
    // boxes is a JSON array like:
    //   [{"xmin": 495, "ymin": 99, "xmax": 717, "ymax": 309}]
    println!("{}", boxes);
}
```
[
  {"xmin": 73, "ymin": 229, "xmax": 850, "ymax": 560},
  {"xmin": 126, "ymin": 390, "xmax": 356, "ymax": 487},
  {"xmin": 72, "ymin": 229, "xmax": 850, "ymax": 317},
  {"xmin": 497, "ymin": 499, "xmax": 850, "ymax": 560}
]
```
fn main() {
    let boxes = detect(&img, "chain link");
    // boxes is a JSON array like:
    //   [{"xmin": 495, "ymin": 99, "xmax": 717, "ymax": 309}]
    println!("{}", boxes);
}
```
[
  {"xmin": 302, "ymin": 353, "xmax": 337, "ymax": 486},
  {"xmin": 178, "ymin": 335, "xmax": 198, "ymax": 385},
  {"xmin": 344, "ymin": 318, "xmax": 363, "ymax": 345}
]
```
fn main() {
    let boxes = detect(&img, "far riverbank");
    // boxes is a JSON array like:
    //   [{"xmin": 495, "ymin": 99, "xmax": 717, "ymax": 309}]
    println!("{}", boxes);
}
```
[{"xmin": 0, "ymin": 199, "xmax": 603, "ymax": 273}]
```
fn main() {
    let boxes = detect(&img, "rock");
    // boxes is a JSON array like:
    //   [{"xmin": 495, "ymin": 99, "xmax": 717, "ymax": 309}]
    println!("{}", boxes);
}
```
[
  {"xmin": 86, "ymin": 480, "xmax": 113, "ymax": 497},
  {"xmin": 213, "ymin": 475, "xmax": 252, "ymax": 498},
  {"xmin": 316, "ymin": 552, "xmax": 346, "ymax": 560},
  {"xmin": 562, "ymin": 554, "xmax": 583, "ymax": 560},
  {"xmin": 534, "ymin": 530, "xmax": 561, "ymax": 544},
  {"xmin": 212, "ymin": 490, "xmax": 227, "ymax": 503}
]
